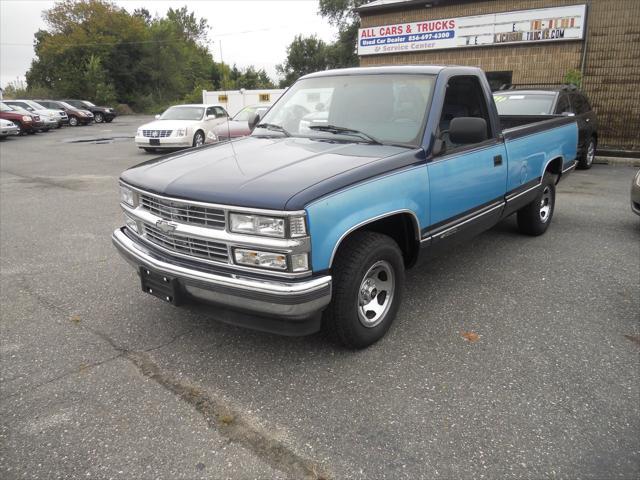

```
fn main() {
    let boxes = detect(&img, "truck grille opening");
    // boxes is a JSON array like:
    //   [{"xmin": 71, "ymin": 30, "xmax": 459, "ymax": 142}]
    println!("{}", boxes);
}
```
[
  {"xmin": 140, "ymin": 194, "xmax": 226, "ymax": 230},
  {"xmin": 143, "ymin": 223, "xmax": 229, "ymax": 263},
  {"xmin": 142, "ymin": 130, "xmax": 172, "ymax": 138}
]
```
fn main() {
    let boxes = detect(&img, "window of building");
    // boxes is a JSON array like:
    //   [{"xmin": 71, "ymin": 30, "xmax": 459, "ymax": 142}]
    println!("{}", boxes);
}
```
[{"xmin": 486, "ymin": 71, "xmax": 513, "ymax": 91}]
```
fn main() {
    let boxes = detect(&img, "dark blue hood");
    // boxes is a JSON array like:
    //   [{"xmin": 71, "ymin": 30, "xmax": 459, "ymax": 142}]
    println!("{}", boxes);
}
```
[{"xmin": 121, "ymin": 136, "xmax": 422, "ymax": 210}]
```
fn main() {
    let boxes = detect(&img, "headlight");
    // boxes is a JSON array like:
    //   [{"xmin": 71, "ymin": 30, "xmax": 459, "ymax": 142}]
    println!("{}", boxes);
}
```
[
  {"xmin": 136, "ymin": 128, "xmax": 143, "ymax": 136},
  {"xmin": 175, "ymin": 128, "xmax": 186, "ymax": 137},
  {"xmin": 22, "ymin": 115, "xmax": 32, "ymax": 122},
  {"xmin": 234, "ymin": 248, "xmax": 287, "ymax": 270},
  {"xmin": 230, "ymin": 213, "xmax": 285, "ymax": 238},
  {"xmin": 120, "ymin": 185, "xmax": 135, "ymax": 206},
  {"xmin": 635, "ymin": 171, "xmax": 640, "ymax": 187}
]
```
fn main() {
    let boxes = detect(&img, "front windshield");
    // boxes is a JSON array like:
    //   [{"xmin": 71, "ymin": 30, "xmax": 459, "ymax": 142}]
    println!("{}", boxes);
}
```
[
  {"xmin": 0, "ymin": 102, "xmax": 14, "ymax": 112},
  {"xmin": 493, "ymin": 93, "xmax": 555, "ymax": 115},
  {"xmin": 255, "ymin": 74, "xmax": 436, "ymax": 146},
  {"xmin": 83, "ymin": 101, "xmax": 96, "ymax": 107},
  {"xmin": 160, "ymin": 106, "xmax": 204, "ymax": 121},
  {"xmin": 233, "ymin": 106, "xmax": 267, "ymax": 122},
  {"xmin": 26, "ymin": 100, "xmax": 44, "ymax": 110},
  {"xmin": 59, "ymin": 101, "xmax": 75, "ymax": 109}
]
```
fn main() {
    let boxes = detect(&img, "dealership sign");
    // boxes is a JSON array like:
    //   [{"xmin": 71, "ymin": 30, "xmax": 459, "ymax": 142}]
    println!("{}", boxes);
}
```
[{"xmin": 358, "ymin": 5, "xmax": 587, "ymax": 56}]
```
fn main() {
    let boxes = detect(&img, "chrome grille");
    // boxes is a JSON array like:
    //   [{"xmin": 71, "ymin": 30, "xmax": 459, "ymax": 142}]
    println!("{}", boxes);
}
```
[
  {"xmin": 143, "ymin": 223, "xmax": 229, "ymax": 263},
  {"xmin": 140, "ymin": 194, "xmax": 226, "ymax": 230},
  {"xmin": 142, "ymin": 129, "xmax": 172, "ymax": 138}
]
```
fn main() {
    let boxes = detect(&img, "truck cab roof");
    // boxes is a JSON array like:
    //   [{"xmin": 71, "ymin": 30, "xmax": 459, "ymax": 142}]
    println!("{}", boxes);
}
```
[{"xmin": 301, "ymin": 65, "xmax": 484, "ymax": 79}]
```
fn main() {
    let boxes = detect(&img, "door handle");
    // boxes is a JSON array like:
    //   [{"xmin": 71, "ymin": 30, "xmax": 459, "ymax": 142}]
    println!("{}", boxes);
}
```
[{"xmin": 493, "ymin": 155, "xmax": 503, "ymax": 166}]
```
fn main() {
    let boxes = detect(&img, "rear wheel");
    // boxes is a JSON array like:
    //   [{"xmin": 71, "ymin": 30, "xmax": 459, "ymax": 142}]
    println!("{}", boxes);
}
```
[
  {"xmin": 68, "ymin": 116, "xmax": 79, "ymax": 127},
  {"xmin": 517, "ymin": 174, "xmax": 556, "ymax": 236},
  {"xmin": 192, "ymin": 130, "xmax": 205, "ymax": 147},
  {"xmin": 577, "ymin": 137, "xmax": 596, "ymax": 170},
  {"xmin": 94, "ymin": 112, "xmax": 104, "ymax": 123},
  {"xmin": 323, "ymin": 231, "xmax": 405, "ymax": 349}
]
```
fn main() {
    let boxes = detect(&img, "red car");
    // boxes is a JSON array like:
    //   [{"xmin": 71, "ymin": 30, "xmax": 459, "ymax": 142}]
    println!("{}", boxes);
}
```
[
  {"xmin": 213, "ymin": 105, "xmax": 270, "ymax": 141},
  {"xmin": 0, "ymin": 102, "xmax": 41, "ymax": 134}
]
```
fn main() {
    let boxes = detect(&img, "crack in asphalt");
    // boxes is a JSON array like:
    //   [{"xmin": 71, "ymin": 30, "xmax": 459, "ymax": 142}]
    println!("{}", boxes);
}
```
[{"xmin": 9, "ymin": 280, "xmax": 331, "ymax": 479}]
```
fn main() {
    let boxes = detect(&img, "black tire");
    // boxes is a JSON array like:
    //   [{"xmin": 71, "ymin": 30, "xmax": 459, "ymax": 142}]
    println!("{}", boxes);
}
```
[
  {"xmin": 577, "ymin": 136, "xmax": 596, "ymax": 170},
  {"xmin": 94, "ymin": 112, "xmax": 104, "ymax": 123},
  {"xmin": 68, "ymin": 116, "xmax": 79, "ymax": 127},
  {"xmin": 143, "ymin": 148, "xmax": 157, "ymax": 153},
  {"xmin": 192, "ymin": 130, "xmax": 205, "ymax": 147},
  {"xmin": 323, "ymin": 231, "xmax": 405, "ymax": 349},
  {"xmin": 517, "ymin": 174, "xmax": 556, "ymax": 236}
]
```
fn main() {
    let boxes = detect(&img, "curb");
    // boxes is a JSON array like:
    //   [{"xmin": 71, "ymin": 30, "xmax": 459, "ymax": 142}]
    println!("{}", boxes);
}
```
[{"xmin": 594, "ymin": 156, "xmax": 640, "ymax": 167}]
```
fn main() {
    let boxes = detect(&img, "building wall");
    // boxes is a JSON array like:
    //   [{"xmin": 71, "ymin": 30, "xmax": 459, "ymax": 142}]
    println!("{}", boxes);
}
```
[{"xmin": 359, "ymin": 0, "xmax": 640, "ymax": 150}]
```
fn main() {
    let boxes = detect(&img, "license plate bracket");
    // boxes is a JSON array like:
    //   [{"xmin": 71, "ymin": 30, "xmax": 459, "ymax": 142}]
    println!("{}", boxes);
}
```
[
  {"xmin": 149, "ymin": 138, "xmax": 160, "ymax": 145},
  {"xmin": 139, "ymin": 267, "xmax": 182, "ymax": 305}
]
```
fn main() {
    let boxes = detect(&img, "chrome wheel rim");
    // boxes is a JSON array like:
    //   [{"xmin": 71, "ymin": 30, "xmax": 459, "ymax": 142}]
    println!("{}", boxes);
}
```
[
  {"xmin": 586, "ymin": 141, "xmax": 595, "ymax": 166},
  {"xmin": 195, "ymin": 133, "xmax": 204, "ymax": 147},
  {"xmin": 539, "ymin": 186, "xmax": 552, "ymax": 223},
  {"xmin": 357, "ymin": 260, "xmax": 395, "ymax": 328},
  {"xmin": 95, "ymin": 114, "xmax": 103, "ymax": 123}
]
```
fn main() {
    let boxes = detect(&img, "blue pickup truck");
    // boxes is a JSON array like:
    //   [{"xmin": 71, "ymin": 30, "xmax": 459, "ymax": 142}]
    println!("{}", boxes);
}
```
[{"xmin": 113, "ymin": 66, "xmax": 578, "ymax": 348}]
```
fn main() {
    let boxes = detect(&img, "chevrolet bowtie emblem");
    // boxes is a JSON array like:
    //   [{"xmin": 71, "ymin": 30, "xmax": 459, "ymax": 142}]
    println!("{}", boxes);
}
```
[{"xmin": 156, "ymin": 220, "xmax": 177, "ymax": 234}]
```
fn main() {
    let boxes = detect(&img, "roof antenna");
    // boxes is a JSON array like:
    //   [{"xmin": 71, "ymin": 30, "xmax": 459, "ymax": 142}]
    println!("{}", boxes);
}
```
[{"xmin": 219, "ymin": 40, "xmax": 240, "ymax": 168}]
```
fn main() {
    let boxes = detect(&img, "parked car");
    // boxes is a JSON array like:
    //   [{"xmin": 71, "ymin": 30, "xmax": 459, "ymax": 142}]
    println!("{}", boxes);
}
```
[
  {"xmin": 632, "ymin": 170, "xmax": 640, "ymax": 216},
  {"xmin": 212, "ymin": 104, "xmax": 270, "ymax": 141},
  {"xmin": 0, "ymin": 102, "xmax": 42, "ymax": 134},
  {"xmin": 0, "ymin": 118, "xmax": 20, "ymax": 138},
  {"xmin": 3, "ymin": 99, "xmax": 67, "ymax": 128},
  {"xmin": 3, "ymin": 100, "xmax": 58, "ymax": 131},
  {"xmin": 62, "ymin": 99, "xmax": 116, "ymax": 123},
  {"xmin": 113, "ymin": 66, "xmax": 579, "ymax": 348},
  {"xmin": 135, "ymin": 104, "xmax": 229, "ymax": 152},
  {"xmin": 493, "ymin": 85, "xmax": 598, "ymax": 169},
  {"xmin": 34, "ymin": 100, "xmax": 93, "ymax": 126}
]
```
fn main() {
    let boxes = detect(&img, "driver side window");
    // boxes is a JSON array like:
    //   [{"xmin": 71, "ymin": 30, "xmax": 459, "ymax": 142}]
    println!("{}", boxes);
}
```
[{"xmin": 438, "ymin": 76, "xmax": 492, "ymax": 151}]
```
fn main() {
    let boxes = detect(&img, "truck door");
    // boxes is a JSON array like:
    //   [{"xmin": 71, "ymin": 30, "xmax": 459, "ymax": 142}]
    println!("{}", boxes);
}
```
[{"xmin": 426, "ymin": 75, "xmax": 508, "ymax": 247}]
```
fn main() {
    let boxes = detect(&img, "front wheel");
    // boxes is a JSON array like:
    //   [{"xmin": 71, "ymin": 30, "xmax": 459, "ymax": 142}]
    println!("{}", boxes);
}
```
[
  {"xmin": 517, "ymin": 175, "xmax": 556, "ymax": 236},
  {"xmin": 192, "ymin": 130, "xmax": 205, "ymax": 147},
  {"xmin": 323, "ymin": 231, "xmax": 405, "ymax": 349},
  {"xmin": 68, "ymin": 116, "xmax": 79, "ymax": 127},
  {"xmin": 577, "ymin": 137, "xmax": 596, "ymax": 170},
  {"xmin": 94, "ymin": 112, "xmax": 104, "ymax": 123}
]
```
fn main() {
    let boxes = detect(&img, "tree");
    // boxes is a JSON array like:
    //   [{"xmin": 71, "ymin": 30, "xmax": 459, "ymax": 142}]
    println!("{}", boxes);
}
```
[
  {"xmin": 319, "ymin": 0, "xmax": 369, "ymax": 68},
  {"xmin": 276, "ymin": 35, "xmax": 330, "ymax": 87}
]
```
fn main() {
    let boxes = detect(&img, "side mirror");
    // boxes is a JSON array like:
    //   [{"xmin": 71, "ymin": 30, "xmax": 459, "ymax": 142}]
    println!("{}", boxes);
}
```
[
  {"xmin": 248, "ymin": 112, "xmax": 261, "ymax": 132},
  {"xmin": 561, "ymin": 111, "xmax": 575, "ymax": 117},
  {"xmin": 448, "ymin": 117, "xmax": 488, "ymax": 145},
  {"xmin": 154, "ymin": 114, "xmax": 161, "ymax": 119}
]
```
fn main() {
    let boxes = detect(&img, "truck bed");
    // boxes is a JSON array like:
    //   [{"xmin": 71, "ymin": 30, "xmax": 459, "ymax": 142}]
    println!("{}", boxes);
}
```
[{"xmin": 499, "ymin": 114, "xmax": 574, "ymax": 138}]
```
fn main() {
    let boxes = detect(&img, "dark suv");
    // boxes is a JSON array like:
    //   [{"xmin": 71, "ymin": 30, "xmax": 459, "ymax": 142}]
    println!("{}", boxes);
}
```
[
  {"xmin": 62, "ymin": 99, "xmax": 116, "ymax": 124},
  {"xmin": 494, "ymin": 85, "xmax": 598, "ymax": 169}
]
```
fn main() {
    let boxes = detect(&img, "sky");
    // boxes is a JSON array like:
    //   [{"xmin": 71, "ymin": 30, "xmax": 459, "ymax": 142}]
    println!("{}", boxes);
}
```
[{"xmin": 0, "ymin": 0, "xmax": 338, "ymax": 88}]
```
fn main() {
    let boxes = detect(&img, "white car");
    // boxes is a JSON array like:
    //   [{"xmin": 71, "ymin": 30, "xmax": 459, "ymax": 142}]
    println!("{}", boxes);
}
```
[
  {"xmin": 0, "ymin": 118, "xmax": 20, "ymax": 137},
  {"xmin": 135, "ymin": 104, "xmax": 229, "ymax": 152},
  {"xmin": 3, "ymin": 99, "xmax": 67, "ymax": 129}
]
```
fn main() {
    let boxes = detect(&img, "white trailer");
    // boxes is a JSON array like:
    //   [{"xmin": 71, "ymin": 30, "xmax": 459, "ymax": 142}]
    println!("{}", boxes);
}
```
[{"xmin": 202, "ymin": 88, "xmax": 284, "ymax": 116}]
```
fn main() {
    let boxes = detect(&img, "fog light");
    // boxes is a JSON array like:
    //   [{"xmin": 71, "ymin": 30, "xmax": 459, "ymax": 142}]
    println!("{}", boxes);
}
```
[
  {"xmin": 291, "ymin": 253, "xmax": 309, "ymax": 272},
  {"xmin": 123, "ymin": 213, "xmax": 138, "ymax": 233},
  {"xmin": 234, "ymin": 248, "xmax": 287, "ymax": 270}
]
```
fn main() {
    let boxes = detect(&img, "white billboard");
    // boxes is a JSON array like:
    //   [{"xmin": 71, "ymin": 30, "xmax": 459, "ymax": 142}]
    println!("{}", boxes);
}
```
[{"xmin": 358, "ymin": 4, "xmax": 587, "ymax": 56}]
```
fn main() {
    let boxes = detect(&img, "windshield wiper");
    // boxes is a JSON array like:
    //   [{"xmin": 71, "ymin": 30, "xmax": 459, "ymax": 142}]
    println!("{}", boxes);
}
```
[
  {"xmin": 255, "ymin": 123, "xmax": 291, "ymax": 137},
  {"xmin": 309, "ymin": 125, "xmax": 382, "ymax": 145}
]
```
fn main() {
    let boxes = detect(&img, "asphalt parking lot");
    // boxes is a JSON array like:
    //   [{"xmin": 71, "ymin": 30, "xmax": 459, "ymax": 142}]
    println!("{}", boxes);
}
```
[{"xmin": 1, "ymin": 117, "xmax": 639, "ymax": 480}]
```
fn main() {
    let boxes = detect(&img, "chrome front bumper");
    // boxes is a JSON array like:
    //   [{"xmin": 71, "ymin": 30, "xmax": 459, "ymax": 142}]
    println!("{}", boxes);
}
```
[{"xmin": 112, "ymin": 227, "xmax": 332, "ymax": 322}]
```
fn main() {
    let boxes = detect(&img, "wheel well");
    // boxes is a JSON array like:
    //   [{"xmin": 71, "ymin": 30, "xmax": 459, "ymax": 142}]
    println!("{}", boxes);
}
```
[
  {"xmin": 545, "ymin": 156, "xmax": 563, "ymax": 183},
  {"xmin": 334, "ymin": 213, "xmax": 420, "ymax": 268}
]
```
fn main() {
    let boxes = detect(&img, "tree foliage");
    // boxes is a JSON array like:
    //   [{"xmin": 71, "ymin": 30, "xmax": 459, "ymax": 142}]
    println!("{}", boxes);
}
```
[
  {"xmin": 19, "ymin": 0, "xmax": 275, "ymax": 112},
  {"xmin": 278, "ymin": 0, "xmax": 368, "ymax": 87}
]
